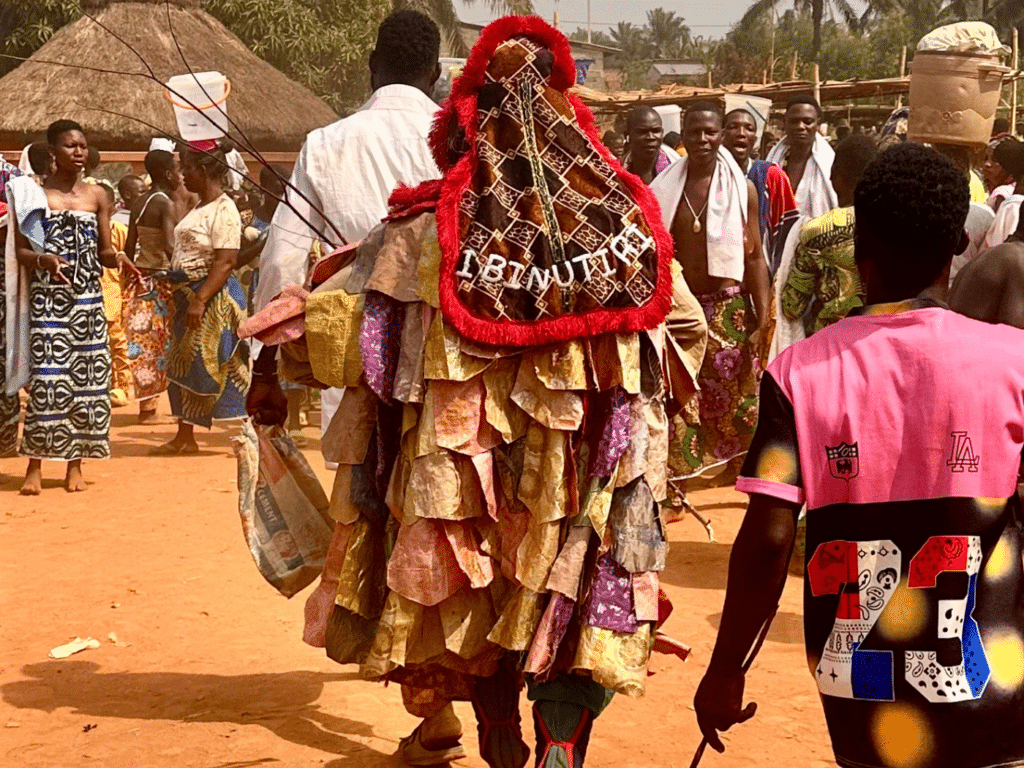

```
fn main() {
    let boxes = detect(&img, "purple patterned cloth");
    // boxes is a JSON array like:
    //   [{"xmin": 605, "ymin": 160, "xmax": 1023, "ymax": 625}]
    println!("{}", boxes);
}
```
[
  {"xmin": 359, "ymin": 291, "xmax": 405, "ymax": 402},
  {"xmin": 582, "ymin": 552, "xmax": 638, "ymax": 633},
  {"xmin": 0, "ymin": 158, "xmax": 21, "ymax": 205},
  {"xmin": 590, "ymin": 387, "xmax": 631, "ymax": 477}
]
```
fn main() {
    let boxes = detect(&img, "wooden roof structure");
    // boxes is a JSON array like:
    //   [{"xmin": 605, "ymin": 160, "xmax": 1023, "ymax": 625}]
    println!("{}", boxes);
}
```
[{"xmin": 575, "ymin": 71, "xmax": 1024, "ymax": 115}]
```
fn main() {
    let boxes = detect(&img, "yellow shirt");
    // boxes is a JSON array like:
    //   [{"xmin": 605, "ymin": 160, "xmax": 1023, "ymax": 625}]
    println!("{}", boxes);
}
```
[
  {"xmin": 110, "ymin": 219, "xmax": 128, "ymax": 255},
  {"xmin": 970, "ymin": 170, "xmax": 987, "ymax": 204}
]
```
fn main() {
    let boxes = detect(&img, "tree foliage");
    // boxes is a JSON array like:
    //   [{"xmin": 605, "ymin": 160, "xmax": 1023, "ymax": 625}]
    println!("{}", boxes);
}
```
[{"xmin": 570, "ymin": 8, "xmax": 698, "ymax": 89}]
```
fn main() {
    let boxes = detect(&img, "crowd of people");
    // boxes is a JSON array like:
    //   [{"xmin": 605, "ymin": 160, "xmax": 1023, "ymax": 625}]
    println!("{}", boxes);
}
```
[
  {"xmin": 5, "ymin": 9, "xmax": 1024, "ymax": 768},
  {"xmin": 1, "ymin": 124, "xmax": 312, "ymax": 491}
]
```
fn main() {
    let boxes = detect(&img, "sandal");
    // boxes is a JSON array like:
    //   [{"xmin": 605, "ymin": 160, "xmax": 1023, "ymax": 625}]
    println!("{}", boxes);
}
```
[
  {"xmin": 149, "ymin": 442, "xmax": 199, "ymax": 456},
  {"xmin": 398, "ymin": 724, "xmax": 467, "ymax": 766}
]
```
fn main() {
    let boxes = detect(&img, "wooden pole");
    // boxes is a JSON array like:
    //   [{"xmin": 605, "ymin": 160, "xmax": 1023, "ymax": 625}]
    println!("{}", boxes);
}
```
[
  {"xmin": 587, "ymin": 0, "xmax": 592, "ymax": 44},
  {"xmin": 791, "ymin": 50, "xmax": 798, "ymax": 80},
  {"xmin": 896, "ymin": 45, "xmax": 907, "ymax": 108},
  {"xmin": 813, "ymin": 63, "xmax": 821, "ymax": 107},
  {"xmin": 1013, "ymin": 29, "xmax": 1020, "ymax": 134}
]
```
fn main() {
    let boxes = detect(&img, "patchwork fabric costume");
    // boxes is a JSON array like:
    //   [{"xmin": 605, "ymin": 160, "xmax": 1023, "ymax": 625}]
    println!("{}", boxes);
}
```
[{"xmin": 296, "ymin": 17, "xmax": 706, "ymax": 768}]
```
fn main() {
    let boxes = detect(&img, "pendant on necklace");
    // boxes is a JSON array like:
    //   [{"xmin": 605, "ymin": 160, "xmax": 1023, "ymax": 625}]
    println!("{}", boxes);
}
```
[{"xmin": 692, "ymin": 220, "xmax": 702, "ymax": 234}]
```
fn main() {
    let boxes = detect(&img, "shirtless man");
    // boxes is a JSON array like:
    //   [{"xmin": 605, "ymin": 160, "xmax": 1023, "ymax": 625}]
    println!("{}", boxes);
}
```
[
  {"xmin": 652, "ymin": 101, "xmax": 772, "ymax": 514},
  {"xmin": 765, "ymin": 97, "xmax": 837, "ymax": 219},
  {"xmin": 950, "ymin": 212, "xmax": 1024, "ymax": 327}
]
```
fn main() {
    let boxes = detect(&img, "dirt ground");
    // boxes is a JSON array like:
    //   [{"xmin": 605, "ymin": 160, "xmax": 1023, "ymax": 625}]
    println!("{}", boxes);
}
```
[{"xmin": 0, "ymin": 399, "xmax": 836, "ymax": 768}]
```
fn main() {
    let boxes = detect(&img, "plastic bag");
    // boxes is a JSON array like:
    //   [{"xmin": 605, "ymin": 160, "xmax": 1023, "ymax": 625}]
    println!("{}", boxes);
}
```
[
  {"xmin": 232, "ymin": 418, "xmax": 333, "ymax": 597},
  {"xmin": 916, "ymin": 22, "xmax": 1008, "ymax": 56}
]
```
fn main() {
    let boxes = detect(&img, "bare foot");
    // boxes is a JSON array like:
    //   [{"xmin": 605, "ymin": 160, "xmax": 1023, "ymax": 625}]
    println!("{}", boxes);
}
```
[
  {"xmin": 20, "ymin": 463, "xmax": 42, "ymax": 496},
  {"xmin": 138, "ymin": 413, "xmax": 175, "ymax": 425},
  {"xmin": 65, "ymin": 462, "xmax": 87, "ymax": 493}
]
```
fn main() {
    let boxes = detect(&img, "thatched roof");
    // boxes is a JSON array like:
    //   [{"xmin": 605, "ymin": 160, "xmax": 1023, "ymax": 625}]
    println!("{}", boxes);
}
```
[{"xmin": 0, "ymin": 0, "xmax": 338, "ymax": 151}]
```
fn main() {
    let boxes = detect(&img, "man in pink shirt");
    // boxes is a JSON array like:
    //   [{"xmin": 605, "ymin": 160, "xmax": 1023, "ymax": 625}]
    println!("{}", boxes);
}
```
[{"xmin": 695, "ymin": 143, "xmax": 1024, "ymax": 768}]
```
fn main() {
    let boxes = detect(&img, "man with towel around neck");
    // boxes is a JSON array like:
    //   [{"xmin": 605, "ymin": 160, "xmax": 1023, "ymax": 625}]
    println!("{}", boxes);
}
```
[
  {"xmin": 766, "ymin": 96, "xmax": 838, "ymax": 220},
  {"xmin": 652, "ymin": 101, "xmax": 772, "ymax": 515}
]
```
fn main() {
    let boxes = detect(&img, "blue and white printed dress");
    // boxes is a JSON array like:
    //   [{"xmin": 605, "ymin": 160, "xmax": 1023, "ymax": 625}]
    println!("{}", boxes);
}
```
[{"xmin": 20, "ymin": 209, "xmax": 111, "ymax": 460}]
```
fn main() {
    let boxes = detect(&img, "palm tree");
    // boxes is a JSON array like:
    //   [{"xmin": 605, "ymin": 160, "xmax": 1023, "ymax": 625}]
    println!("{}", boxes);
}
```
[
  {"xmin": 740, "ymin": 0, "xmax": 858, "ymax": 62},
  {"xmin": 644, "ymin": 7, "xmax": 691, "ymax": 59},
  {"xmin": 609, "ymin": 21, "xmax": 646, "ymax": 60}
]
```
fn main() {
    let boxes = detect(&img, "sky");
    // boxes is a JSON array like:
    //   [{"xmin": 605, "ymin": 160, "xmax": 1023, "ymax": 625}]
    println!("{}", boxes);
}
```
[{"xmin": 454, "ymin": 0, "xmax": 755, "ymax": 40}]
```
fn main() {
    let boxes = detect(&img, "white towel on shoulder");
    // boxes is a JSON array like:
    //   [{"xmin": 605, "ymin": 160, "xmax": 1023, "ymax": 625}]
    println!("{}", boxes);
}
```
[
  {"xmin": 651, "ymin": 146, "xmax": 748, "ymax": 283},
  {"xmin": 767, "ymin": 134, "xmax": 838, "ymax": 220},
  {"xmin": 5, "ymin": 176, "xmax": 48, "ymax": 395},
  {"xmin": 768, "ymin": 214, "xmax": 809, "ymax": 363}
]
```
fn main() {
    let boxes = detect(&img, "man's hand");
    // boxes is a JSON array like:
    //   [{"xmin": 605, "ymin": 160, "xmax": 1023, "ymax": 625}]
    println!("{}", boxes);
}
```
[
  {"xmin": 694, "ymin": 666, "xmax": 757, "ymax": 754},
  {"xmin": 247, "ymin": 374, "xmax": 288, "ymax": 427},
  {"xmin": 185, "ymin": 295, "xmax": 206, "ymax": 330},
  {"xmin": 117, "ymin": 252, "xmax": 142, "ymax": 280},
  {"xmin": 43, "ymin": 254, "xmax": 72, "ymax": 285},
  {"xmin": 747, "ymin": 326, "xmax": 762, "ymax": 353}
]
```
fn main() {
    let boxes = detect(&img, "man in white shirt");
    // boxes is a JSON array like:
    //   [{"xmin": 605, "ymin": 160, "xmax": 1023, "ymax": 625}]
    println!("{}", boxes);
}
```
[{"xmin": 247, "ymin": 10, "xmax": 442, "ymax": 450}]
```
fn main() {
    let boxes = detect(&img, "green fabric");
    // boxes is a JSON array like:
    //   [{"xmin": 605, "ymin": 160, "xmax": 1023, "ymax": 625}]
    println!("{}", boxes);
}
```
[
  {"xmin": 527, "ymin": 675, "xmax": 614, "ymax": 719},
  {"xmin": 780, "ymin": 206, "xmax": 864, "ymax": 335}
]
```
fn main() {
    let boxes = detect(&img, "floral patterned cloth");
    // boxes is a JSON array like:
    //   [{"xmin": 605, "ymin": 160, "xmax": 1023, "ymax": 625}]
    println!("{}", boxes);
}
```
[
  {"xmin": 668, "ymin": 286, "xmax": 763, "ymax": 483},
  {"xmin": 167, "ymin": 193, "xmax": 249, "ymax": 428},
  {"xmin": 122, "ymin": 269, "xmax": 173, "ymax": 402},
  {"xmin": 780, "ymin": 206, "xmax": 863, "ymax": 335}
]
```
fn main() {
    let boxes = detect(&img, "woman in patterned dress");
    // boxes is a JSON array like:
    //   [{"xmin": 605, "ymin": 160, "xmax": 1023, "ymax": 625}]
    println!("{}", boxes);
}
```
[
  {"xmin": 152, "ymin": 144, "xmax": 249, "ymax": 454},
  {"xmin": 12, "ymin": 120, "xmax": 133, "ymax": 494}
]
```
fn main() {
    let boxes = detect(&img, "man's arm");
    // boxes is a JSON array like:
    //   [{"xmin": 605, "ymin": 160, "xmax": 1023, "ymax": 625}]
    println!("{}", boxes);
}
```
[
  {"xmin": 950, "ymin": 247, "xmax": 1024, "ymax": 328},
  {"xmin": 94, "ymin": 185, "xmax": 117, "ymax": 269},
  {"xmin": 157, "ymin": 196, "xmax": 177, "ymax": 260},
  {"xmin": 124, "ymin": 198, "xmax": 140, "ymax": 265},
  {"xmin": 694, "ymin": 494, "xmax": 801, "ymax": 753},
  {"xmin": 743, "ymin": 180, "xmax": 772, "ymax": 334},
  {"xmin": 252, "ymin": 143, "xmax": 324, "ymax": 312}
]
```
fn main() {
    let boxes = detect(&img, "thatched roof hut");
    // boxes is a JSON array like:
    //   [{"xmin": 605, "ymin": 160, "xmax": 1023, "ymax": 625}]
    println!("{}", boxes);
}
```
[{"xmin": 0, "ymin": 0, "xmax": 338, "ymax": 151}]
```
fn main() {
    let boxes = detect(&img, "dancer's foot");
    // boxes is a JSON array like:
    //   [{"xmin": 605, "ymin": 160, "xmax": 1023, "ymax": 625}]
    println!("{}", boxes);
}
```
[
  {"xmin": 20, "ymin": 461, "xmax": 42, "ymax": 496},
  {"xmin": 418, "ymin": 703, "xmax": 464, "ymax": 751},
  {"xmin": 65, "ymin": 461, "xmax": 86, "ymax": 493},
  {"xmin": 399, "ymin": 708, "xmax": 467, "ymax": 766}
]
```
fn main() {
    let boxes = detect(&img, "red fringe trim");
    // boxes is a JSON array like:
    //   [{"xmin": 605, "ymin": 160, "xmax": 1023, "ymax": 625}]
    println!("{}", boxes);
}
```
[
  {"xmin": 431, "ymin": 17, "xmax": 675, "ymax": 347},
  {"xmin": 429, "ymin": 16, "xmax": 576, "ymax": 174},
  {"xmin": 385, "ymin": 180, "xmax": 442, "ymax": 222}
]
